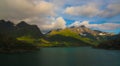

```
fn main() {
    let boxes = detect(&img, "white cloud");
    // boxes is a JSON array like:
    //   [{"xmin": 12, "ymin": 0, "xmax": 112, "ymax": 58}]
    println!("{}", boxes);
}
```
[
  {"xmin": 100, "ymin": 3, "xmax": 120, "ymax": 17},
  {"xmin": 35, "ymin": 1, "xmax": 55, "ymax": 16},
  {"xmin": 64, "ymin": 3, "xmax": 100, "ymax": 17},
  {"xmin": 88, "ymin": 23, "xmax": 120, "ymax": 30},
  {"xmin": 54, "ymin": 17, "xmax": 66, "ymax": 29},
  {"xmin": 38, "ymin": 17, "xmax": 66, "ymax": 31},
  {"xmin": 64, "ymin": 2, "xmax": 120, "ymax": 18},
  {"xmin": 0, "ymin": 0, "xmax": 55, "ymax": 20},
  {"xmin": 69, "ymin": 21, "xmax": 89, "ymax": 27},
  {"xmin": 21, "ymin": 17, "xmax": 66, "ymax": 32},
  {"xmin": 69, "ymin": 21, "xmax": 120, "ymax": 30},
  {"xmin": 0, "ymin": 0, "xmax": 32, "ymax": 19}
]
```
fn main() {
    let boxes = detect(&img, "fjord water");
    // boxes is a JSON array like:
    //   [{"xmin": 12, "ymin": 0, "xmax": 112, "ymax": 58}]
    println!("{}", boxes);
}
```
[{"xmin": 0, "ymin": 47, "xmax": 120, "ymax": 66}]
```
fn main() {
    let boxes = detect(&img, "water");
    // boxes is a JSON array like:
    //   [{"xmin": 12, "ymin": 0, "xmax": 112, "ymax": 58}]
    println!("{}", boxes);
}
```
[{"xmin": 0, "ymin": 47, "xmax": 120, "ymax": 66}]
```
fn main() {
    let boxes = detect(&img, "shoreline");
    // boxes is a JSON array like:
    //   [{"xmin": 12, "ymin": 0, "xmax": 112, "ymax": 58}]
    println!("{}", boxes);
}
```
[{"xmin": 0, "ymin": 46, "xmax": 120, "ymax": 54}]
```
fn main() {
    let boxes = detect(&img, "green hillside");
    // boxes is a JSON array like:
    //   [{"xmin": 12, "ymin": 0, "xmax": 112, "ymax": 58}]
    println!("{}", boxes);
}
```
[{"xmin": 40, "ymin": 29, "xmax": 98, "ymax": 47}]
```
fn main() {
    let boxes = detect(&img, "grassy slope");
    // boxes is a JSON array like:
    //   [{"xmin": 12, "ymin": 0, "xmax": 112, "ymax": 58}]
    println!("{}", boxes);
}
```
[
  {"xmin": 16, "ymin": 29, "xmax": 99, "ymax": 47},
  {"xmin": 40, "ymin": 29, "xmax": 99, "ymax": 47}
]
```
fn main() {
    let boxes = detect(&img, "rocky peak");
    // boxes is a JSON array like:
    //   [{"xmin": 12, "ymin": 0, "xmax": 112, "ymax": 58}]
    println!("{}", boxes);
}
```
[
  {"xmin": 0, "ymin": 20, "xmax": 14, "ymax": 26},
  {"xmin": 0, "ymin": 20, "xmax": 15, "ymax": 33},
  {"xmin": 68, "ymin": 25, "xmax": 114, "ymax": 37},
  {"xmin": 0, "ymin": 20, "xmax": 6, "ymax": 23}
]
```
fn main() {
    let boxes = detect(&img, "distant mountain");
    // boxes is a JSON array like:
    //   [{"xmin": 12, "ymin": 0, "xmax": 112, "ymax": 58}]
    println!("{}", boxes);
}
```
[{"xmin": 0, "ymin": 20, "xmax": 43, "ymax": 38}]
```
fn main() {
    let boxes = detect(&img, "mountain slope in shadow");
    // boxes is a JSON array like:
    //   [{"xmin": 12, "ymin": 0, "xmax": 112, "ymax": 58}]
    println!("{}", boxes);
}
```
[
  {"xmin": 0, "ymin": 20, "xmax": 43, "ymax": 38},
  {"xmin": 0, "ymin": 20, "xmax": 43, "ymax": 53}
]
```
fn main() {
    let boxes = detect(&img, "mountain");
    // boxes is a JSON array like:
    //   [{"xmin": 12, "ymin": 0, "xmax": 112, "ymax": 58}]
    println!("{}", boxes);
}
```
[
  {"xmin": 47, "ymin": 28, "xmax": 97, "ymax": 46},
  {"xmin": 0, "ymin": 20, "xmax": 15, "ymax": 35},
  {"xmin": 46, "ymin": 29, "xmax": 92, "ymax": 46},
  {"xmin": 15, "ymin": 21, "xmax": 43, "ymax": 38},
  {"xmin": 70, "ymin": 25, "xmax": 114, "ymax": 36},
  {"xmin": 45, "ymin": 25, "xmax": 116, "ymax": 47},
  {"xmin": 48, "ymin": 25, "xmax": 114, "ymax": 40},
  {"xmin": 0, "ymin": 19, "xmax": 119, "ymax": 49},
  {"xmin": 96, "ymin": 33, "xmax": 120, "ymax": 50},
  {"xmin": 0, "ymin": 20, "xmax": 43, "ymax": 38},
  {"xmin": 69, "ymin": 25, "xmax": 115, "ymax": 41},
  {"xmin": 0, "ymin": 20, "xmax": 43, "ymax": 52}
]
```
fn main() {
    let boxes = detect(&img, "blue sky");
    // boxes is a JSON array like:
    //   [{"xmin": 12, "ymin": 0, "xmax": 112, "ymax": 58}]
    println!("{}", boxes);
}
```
[{"xmin": 0, "ymin": 0, "xmax": 120, "ymax": 33}]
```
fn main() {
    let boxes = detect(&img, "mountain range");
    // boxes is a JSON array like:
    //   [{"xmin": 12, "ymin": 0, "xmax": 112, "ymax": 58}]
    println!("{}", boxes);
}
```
[{"xmin": 0, "ymin": 19, "xmax": 119, "ymax": 51}]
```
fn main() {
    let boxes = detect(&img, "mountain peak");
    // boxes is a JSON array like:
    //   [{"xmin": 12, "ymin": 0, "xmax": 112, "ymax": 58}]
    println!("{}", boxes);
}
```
[
  {"xmin": 16, "ymin": 21, "xmax": 29, "ymax": 27},
  {"xmin": 0, "ymin": 20, "xmax": 43, "ymax": 38}
]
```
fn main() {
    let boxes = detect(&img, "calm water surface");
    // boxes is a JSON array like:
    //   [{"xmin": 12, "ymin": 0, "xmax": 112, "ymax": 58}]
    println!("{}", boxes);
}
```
[{"xmin": 0, "ymin": 47, "xmax": 120, "ymax": 66}]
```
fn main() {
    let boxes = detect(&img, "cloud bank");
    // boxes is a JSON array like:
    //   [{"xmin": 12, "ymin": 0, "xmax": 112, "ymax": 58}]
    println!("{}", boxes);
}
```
[
  {"xmin": 69, "ymin": 21, "xmax": 120, "ymax": 31},
  {"xmin": 64, "ymin": 2, "xmax": 120, "ymax": 18},
  {"xmin": 0, "ymin": 0, "xmax": 120, "ymax": 33},
  {"xmin": 64, "ymin": 3, "xmax": 100, "ymax": 17}
]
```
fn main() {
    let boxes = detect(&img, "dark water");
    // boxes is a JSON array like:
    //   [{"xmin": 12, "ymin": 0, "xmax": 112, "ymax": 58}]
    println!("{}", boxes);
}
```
[{"xmin": 0, "ymin": 47, "xmax": 120, "ymax": 66}]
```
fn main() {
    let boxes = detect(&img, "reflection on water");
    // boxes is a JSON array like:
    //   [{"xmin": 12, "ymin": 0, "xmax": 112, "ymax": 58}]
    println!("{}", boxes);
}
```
[{"xmin": 0, "ymin": 47, "xmax": 120, "ymax": 66}]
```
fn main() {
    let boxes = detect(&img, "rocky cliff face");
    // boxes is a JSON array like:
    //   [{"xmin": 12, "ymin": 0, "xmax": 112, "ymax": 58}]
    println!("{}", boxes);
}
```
[{"xmin": 0, "ymin": 20, "xmax": 43, "ymax": 38}]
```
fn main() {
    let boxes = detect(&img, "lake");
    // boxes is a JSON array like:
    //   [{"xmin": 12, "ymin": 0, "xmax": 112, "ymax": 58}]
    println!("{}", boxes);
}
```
[{"xmin": 0, "ymin": 47, "xmax": 120, "ymax": 66}]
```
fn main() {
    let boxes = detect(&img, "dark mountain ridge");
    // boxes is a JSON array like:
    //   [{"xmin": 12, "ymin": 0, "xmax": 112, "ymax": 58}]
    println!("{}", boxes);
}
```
[
  {"xmin": 0, "ymin": 20, "xmax": 43, "ymax": 38},
  {"xmin": 0, "ymin": 20, "xmax": 43, "ymax": 53}
]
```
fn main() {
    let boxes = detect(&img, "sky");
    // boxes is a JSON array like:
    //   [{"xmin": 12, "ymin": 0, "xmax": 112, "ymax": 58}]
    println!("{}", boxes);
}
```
[{"xmin": 0, "ymin": 0, "xmax": 120, "ymax": 34}]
